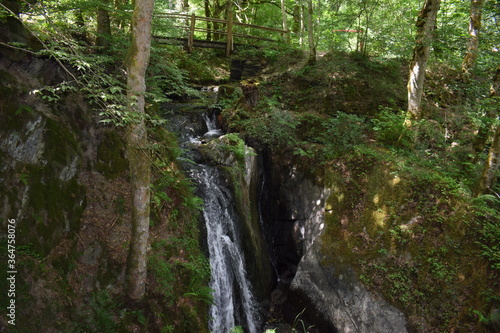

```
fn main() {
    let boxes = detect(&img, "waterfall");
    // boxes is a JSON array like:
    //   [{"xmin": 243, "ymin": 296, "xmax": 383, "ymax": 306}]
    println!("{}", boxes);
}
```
[
  {"xmin": 190, "ymin": 165, "xmax": 258, "ymax": 333},
  {"xmin": 169, "ymin": 101, "xmax": 259, "ymax": 333}
]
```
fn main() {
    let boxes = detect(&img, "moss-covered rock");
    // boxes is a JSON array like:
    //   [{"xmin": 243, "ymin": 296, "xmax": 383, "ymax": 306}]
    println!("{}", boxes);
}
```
[{"xmin": 316, "ymin": 151, "xmax": 498, "ymax": 332}]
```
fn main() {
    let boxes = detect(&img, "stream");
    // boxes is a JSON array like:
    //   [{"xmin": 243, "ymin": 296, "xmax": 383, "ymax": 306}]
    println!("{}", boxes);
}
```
[{"xmin": 163, "ymin": 89, "xmax": 261, "ymax": 333}]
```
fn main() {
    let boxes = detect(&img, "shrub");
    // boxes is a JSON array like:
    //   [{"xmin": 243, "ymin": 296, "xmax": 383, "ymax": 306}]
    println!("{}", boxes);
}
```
[
  {"xmin": 234, "ymin": 106, "xmax": 300, "ymax": 148},
  {"xmin": 321, "ymin": 112, "xmax": 368, "ymax": 158},
  {"xmin": 372, "ymin": 107, "xmax": 413, "ymax": 148}
]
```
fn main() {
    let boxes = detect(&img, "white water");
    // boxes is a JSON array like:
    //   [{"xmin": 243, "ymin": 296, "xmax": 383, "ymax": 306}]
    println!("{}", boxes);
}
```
[
  {"xmin": 191, "ymin": 166, "xmax": 257, "ymax": 333},
  {"xmin": 203, "ymin": 113, "xmax": 223, "ymax": 138},
  {"xmin": 187, "ymin": 112, "xmax": 258, "ymax": 333},
  {"xmin": 188, "ymin": 112, "xmax": 222, "ymax": 144}
]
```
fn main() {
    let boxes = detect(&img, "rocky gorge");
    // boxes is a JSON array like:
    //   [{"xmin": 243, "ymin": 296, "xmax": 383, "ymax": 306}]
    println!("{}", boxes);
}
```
[{"xmin": 1, "ymin": 17, "xmax": 499, "ymax": 333}]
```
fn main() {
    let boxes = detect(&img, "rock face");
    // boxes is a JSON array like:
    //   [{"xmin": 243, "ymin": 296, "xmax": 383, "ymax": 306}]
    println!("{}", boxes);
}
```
[
  {"xmin": 264, "ymin": 153, "xmax": 408, "ymax": 332},
  {"xmin": 0, "ymin": 25, "xmax": 134, "ymax": 331},
  {"xmin": 0, "ymin": 50, "xmax": 88, "ymax": 256},
  {"xmin": 0, "ymin": 29, "xmax": 210, "ymax": 331},
  {"xmin": 291, "ymin": 247, "xmax": 408, "ymax": 333}
]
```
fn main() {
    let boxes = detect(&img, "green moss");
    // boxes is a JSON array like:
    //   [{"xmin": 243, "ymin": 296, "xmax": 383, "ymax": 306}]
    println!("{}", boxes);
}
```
[
  {"xmin": 320, "ymin": 155, "xmax": 498, "ymax": 332},
  {"xmin": 0, "ymin": 70, "xmax": 32, "ymax": 131},
  {"xmin": 23, "ymin": 164, "xmax": 85, "ymax": 255},
  {"xmin": 7, "ymin": 116, "xmax": 87, "ymax": 256}
]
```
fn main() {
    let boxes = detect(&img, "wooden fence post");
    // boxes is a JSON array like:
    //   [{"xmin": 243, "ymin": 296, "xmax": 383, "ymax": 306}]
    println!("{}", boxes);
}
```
[
  {"xmin": 226, "ymin": 10, "xmax": 233, "ymax": 56},
  {"xmin": 187, "ymin": 13, "xmax": 195, "ymax": 53}
]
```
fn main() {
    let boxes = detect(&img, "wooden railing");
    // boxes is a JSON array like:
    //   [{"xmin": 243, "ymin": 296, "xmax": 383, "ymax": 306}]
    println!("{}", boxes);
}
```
[{"xmin": 154, "ymin": 11, "xmax": 288, "ymax": 55}]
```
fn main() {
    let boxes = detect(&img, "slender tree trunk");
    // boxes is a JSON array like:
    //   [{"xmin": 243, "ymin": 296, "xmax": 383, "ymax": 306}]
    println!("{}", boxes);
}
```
[
  {"xmin": 124, "ymin": 0, "xmax": 154, "ymax": 302},
  {"xmin": 476, "ymin": 124, "xmax": 500, "ymax": 196},
  {"xmin": 307, "ymin": 0, "xmax": 315, "ymax": 63},
  {"xmin": 359, "ymin": 0, "xmax": 378, "ymax": 55},
  {"xmin": 114, "ymin": 0, "xmax": 129, "ymax": 31},
  {"xmin": 293, "ymin": 2, "xmax": 300, "ymax": 33},
  {"xmin": 315, "ymin": 0, "xmax": 322, "ymax": 41},
  {"xmin": 74, "ymin": 9, "xmax": 89, "ymax": 43},
  {"xmin": 281, "ymin": 0, "xmax": 289, "ymax": 43},
  {"xmin": 212, "ymin": 0, "xmax": 224, "ymax": 40},
  {"xmin": 476, "ymin": 66, "xmax": 500, "ymax": 195},
  {"xmin": 463, "ymin": 0, "xmax": 485, "ymax": 74},
  {"xmin": 205, "ymin": 0, "xmax": 212, "ymax": 40},
  {"xmin": 97, "ymin": 0, "xmax": 112, "ymax": 51},
  {"xmin": 407, "ymin": 0, "xmax": 441, "ymax": 120},
  {"xmin": 473, "ymin": 65, "xmax": 500, "ymax": 157},
  {"xmin": 300, "ymin": 2, "xmax": 305, "ymax": 47},
  {"xmin": 182, "ymin": 0, "xmax": 190, "ymax": 27}
]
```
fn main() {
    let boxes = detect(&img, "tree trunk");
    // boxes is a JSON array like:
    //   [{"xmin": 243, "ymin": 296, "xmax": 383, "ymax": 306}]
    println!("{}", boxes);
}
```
[
  {"xmin": 74, "ymin": 9, "xmax": 90, "ymax": 43},
  {"xmin": 182, "ymin": 0, "xmax": 190, "ymax": 27},
  {"xmin": 462, "ymin": 0, "xmax": 485, "ymax": 74},
  {"xmin": 114, "ymin": 0, "xmax": 129, "ymax": 31},
  {"xmin": 97, "ymin": 0, "xmax": 112, "ymax": 51},
  {"xmin": 212, "ymin": 0, "xmax": 225, "ymax": 40},
  {"xmin": 281, "ymin": 0, "xmax": 289, "ymax": 43},
  {"xmin": 475, "ymin": 65, "xmax": 500, "ymax": 195},
  {"xmin": 307, "ymin": 0, "xmax": 316, "ymax": 63},
  {"xmin": 300, "ymin": 2, "xmax": 305, "ymax": 47},
  {"xmin": 473, "ymin": 65, "xmax": 500, "ymax": 157},
  {"xmin": 124, "ymin": 0, "xmax": 154, "ymax": 302},
  {"xmin": 293, "ymin": 2, "xmax": 300, "ymax": 33},
  {"xmin": 241, "ymin": 79, "xmax": 260, "ymax": 107},
  {"xmin": 205, "ymin": 0, "xmax": 212, "ymax": 40},
  {"xmin": 407, "ymin": 0, "xmax": 441, "ymax": 120},
  {"xmin": 476, "ymin": 124, "xmax": 500, "ymax": 195}
]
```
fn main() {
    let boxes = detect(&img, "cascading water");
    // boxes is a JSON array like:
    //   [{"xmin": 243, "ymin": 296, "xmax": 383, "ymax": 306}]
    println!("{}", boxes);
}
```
[
  {"xmin": 166, "ymin": 91, "xmax": 259, "ymax": 333},
  {"xmin": 190, "ymin": 165, "xmax": 258, "ymax": 333}
]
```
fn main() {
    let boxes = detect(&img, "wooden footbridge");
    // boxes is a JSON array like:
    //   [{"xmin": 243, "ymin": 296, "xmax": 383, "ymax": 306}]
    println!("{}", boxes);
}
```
[{"xmin": 153, "ymin": 11, "xmax": 288, "ymax": 56}]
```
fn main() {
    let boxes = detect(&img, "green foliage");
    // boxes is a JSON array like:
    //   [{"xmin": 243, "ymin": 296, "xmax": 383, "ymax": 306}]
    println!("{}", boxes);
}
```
[
  {"xmin": 17, "ymin": 243, "xmax": 44, "ymax": 261},
  {"xmin": 372, "ymin": 107, "xmax": 413, "ymax": 148},
  {"xmin": 149, "ymin": 129, "xmax": 205, "ymax": 223},
  {"xmin": 219, "ymin": 133, "xmax": 250, "ymax": 167},
  {"xmin": 89, "ymin": 291, "xmax": 119, "ymax": 332},
  {"xmin": 233, "ymin": 45, "xmax": 303, "ymax": 72},
  {"xmin": 149, "ymin": 246, "xmax": 176, "ymax": 305},
  {"xmin": 3, "ymin": 1, "xmax": 184, "ymax": 128},
  {"xmin": 471, "ymin": 195, "xmax": 500, "ymax": 271},
  {"xmin": 149, "ymin": 238, "xmax": 211, "ymax": 306},
  {"xmin": 4, "ymin": 2, "xmax": 498, "ymax": 332},
  {"xmin": 228, "ymin": 104, "xmax": 300, "ymax": 148},
  {"xmin": 432, "ymin": 0, "xmax": 469, "ymax": 67},
  {"xmin": 320, "ymin": 112, "xmax": 368, "ymax": 159},
  {"xmin": 183, "ymin": 285, "xmax": 214, "ymax": 305},
  {"xmin": 148, "ymin": 47, "xmax": 201, "ymax": 99},
  {"xmin": 150, "ymin": 165, "xmax": 176, "ymax": 214},
  {"xmin": 71, "ymin": 290, "xmax": 121, "ymax": 333},
  {"xmin": 15, "ymin": 104, "xmax": 35, "ymax": 115},
  {"xmin": 292, "ymin": 308, "xmax": 315, "ymax": 333},
  {"xmin": 177, "ymin": 50, "xmax": 225, "ymax": 83}
]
